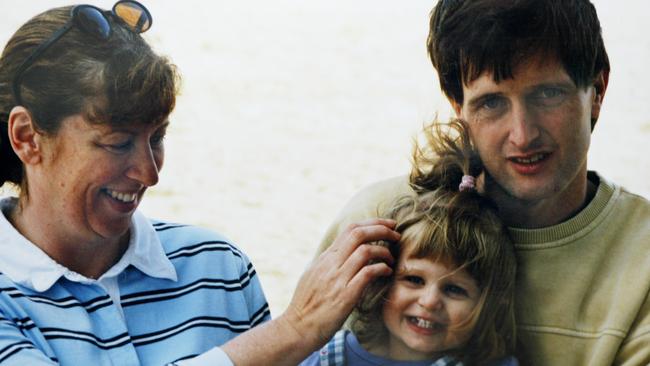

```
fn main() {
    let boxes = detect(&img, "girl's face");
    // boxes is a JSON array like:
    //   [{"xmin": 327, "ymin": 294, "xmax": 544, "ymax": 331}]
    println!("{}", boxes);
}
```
[{"xmin": 381, "ymin": 253, "xmax": 480, "ymax": 361}]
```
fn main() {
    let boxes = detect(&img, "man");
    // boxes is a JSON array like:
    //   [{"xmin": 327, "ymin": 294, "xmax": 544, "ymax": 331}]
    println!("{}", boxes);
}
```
[{"xmin": 318, "ymin": 0, "xmax": 650, "ymax": 364}]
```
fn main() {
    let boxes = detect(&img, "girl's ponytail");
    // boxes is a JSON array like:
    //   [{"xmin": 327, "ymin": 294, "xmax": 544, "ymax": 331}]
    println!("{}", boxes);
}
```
[{"xmin": 410, "ymin": 118, "xmax": 482, "ymax": 194}]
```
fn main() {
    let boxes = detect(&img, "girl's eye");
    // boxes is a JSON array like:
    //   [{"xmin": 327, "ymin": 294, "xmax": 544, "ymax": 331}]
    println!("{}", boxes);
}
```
[
  {"xmin": 444, "ymin": 284, "xmax": 468, "ymax": 297},
  {"xmin": 404, "ymin": 275, "xmax": 424, "ymax": 286}
]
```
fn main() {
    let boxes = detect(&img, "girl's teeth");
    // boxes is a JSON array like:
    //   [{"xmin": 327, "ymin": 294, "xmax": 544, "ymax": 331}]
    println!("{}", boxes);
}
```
[
  {"xmin": 417, "ymin": 318, "xmax": 433, "ymax": 328},
  {"xmin": 410, "ymin": 317, "xmax": 436, "ymax": 329}
]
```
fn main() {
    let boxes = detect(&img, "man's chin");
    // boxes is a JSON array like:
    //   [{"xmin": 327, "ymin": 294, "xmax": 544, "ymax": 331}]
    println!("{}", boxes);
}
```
[{"xmin": 487, "ymin": 178, "xmax": 556, "ymax": 205}]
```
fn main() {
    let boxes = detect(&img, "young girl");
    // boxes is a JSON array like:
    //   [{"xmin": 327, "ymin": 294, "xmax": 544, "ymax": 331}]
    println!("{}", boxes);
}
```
[{"xmin": 301, "ymin": 119, "xmax": 518, "ymax": 366}]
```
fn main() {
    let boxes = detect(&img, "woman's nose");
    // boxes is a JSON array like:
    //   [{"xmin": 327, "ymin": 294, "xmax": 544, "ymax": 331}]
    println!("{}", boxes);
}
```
[{"xmin": 126, "ymin": 144, "xmax": 160, "ymax": 187}]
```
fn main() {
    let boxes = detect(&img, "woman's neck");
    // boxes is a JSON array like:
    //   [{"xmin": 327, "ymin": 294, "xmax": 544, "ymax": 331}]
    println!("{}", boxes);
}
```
[{"xmin": 7, "ymin": 197, "xmax": 129, "ymax": 279}]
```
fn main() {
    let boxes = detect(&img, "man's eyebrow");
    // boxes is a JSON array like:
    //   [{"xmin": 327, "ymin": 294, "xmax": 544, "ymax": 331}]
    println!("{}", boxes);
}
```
[
  {"xmin": 466, "ymin": 92, "xmax": 503, "ymax": 108},
  {"xmin": 528, "ymin": 81, "xmax": 576, "ymax": 91}
]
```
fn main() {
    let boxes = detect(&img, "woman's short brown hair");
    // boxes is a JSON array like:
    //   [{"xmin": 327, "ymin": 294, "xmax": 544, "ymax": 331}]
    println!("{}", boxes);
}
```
[{"xmin": 0, "ymin": 5, "xmax": 179, "ymax": 189}]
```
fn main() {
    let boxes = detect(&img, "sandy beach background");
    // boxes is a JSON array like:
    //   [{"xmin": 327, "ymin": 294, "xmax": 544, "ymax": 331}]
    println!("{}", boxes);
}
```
[{"xmin": 1, "ymin": 1, "xmax": 648, "ymax": 316}]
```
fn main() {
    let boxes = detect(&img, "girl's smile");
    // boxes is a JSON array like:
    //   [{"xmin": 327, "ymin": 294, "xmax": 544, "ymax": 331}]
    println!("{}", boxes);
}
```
[{"xmin": 381, "ymin": 255, "xmax": 480, "ymax": 361}]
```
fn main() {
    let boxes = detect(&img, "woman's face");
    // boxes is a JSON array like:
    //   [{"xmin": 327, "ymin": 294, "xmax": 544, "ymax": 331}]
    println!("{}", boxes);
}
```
[{"xmin": 31, "ymin": 113, "xmax": 167, "ymax": 245}]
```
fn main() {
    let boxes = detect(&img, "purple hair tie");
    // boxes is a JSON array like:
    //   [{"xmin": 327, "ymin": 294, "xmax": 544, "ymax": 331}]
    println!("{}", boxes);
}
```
[{"xmin": 458, "ymin": 175, "xmax": 476, "ymax": 192}]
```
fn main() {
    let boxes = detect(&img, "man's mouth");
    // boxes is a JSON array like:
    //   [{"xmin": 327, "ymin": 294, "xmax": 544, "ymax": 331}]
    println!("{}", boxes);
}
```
[{"xmin": 509, "ymin": 152, "xmax": 548, "ymax": 164}]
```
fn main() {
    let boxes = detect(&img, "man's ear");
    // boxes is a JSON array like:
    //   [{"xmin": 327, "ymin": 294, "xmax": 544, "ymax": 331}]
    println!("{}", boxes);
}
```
[
  {"xmin": 450, "ymin": 99, "xmax": 463, "ymax": 118},
  {"xmin": 591, "ymin": 69, "xmax": 609, "ymax": 123},
  {"xmin": 8, "ymin": 106, "xmax": 43, "ymax": 165}
]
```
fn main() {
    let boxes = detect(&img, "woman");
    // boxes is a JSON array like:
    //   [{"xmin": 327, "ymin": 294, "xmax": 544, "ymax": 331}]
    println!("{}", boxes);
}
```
[{"xmin": 0, "ymin": 2, "xmax": 398, "ymax": 365}]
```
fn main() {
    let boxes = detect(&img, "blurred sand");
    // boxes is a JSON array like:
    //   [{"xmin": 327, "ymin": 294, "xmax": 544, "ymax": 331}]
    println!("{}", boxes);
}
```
[{"xmin": 1, "ymin": 1, "xmax": 648, "ymax": 316}]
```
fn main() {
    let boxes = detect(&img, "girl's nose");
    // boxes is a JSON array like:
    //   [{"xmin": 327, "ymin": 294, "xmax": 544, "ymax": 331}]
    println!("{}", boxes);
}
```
[{"xmin": 417, "ymin": 286, "xmax": 443, "ymax": 311}]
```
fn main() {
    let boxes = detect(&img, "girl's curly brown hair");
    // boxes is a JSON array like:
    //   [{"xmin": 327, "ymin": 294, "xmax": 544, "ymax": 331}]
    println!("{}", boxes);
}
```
[{"xmin": 351, "ymin": 119, "xmax": 516, "ymax": 365}]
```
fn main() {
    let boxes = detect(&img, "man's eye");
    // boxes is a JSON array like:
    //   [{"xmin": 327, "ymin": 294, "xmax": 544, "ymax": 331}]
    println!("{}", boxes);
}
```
[
  {"xmin": 481, "ymin": 96, "xmax": 505, "ymax": 110},
  {"xmin": 531, "ymin": 87, "xmax": 567, "ymax": 107},
  {"xmin": 444, "ymin": 284, "xmax": 468, "ymax": 297},
  {"xmin": 473, "ymin": 96, "xmax": 508, "ymax": 120}
]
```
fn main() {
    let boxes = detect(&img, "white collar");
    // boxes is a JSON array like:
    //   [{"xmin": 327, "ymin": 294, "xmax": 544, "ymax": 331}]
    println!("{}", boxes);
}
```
[{"xmin": 0, "ymin": 197, "xmax": 177, "ymax": 292}]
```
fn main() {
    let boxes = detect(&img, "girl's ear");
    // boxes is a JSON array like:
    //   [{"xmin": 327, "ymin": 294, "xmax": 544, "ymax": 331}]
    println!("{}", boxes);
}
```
[{"xmin": 8, "ymin": 106, "xmax": 43, "ymax": 165}]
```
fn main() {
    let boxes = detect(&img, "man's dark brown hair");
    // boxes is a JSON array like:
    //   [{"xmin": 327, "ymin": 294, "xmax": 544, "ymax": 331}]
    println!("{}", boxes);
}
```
[{"xmin": 427, "ymin": 0, "xmax": 610, "ymax": 109}]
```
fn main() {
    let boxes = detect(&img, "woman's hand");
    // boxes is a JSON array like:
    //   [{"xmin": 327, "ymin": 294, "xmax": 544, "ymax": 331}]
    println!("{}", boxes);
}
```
[
  {"xmin": 282, "ymin": 218, "xmax": 399, "ymax": 350},
  {"xmin": 221, "ymin": 218, "xmax": 399, "ymax": 366}
]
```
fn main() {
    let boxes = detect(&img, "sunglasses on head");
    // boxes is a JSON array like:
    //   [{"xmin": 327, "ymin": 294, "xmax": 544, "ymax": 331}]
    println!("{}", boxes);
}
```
[{"xmin": 12, "ymin": 0, "xmax": 153, "ymax": 106}]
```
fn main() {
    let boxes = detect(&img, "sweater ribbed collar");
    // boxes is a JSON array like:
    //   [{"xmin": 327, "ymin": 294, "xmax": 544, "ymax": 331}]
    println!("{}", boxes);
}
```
[{"xmin": 508, "ymin": 171, "xmax": 617, "ymax": 248}]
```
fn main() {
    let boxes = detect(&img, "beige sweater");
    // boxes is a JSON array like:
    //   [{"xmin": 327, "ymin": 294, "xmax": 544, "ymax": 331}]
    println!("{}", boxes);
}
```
[{"xmin": 318, "ymin": 172, "xmax": 650, "ymax": 365}]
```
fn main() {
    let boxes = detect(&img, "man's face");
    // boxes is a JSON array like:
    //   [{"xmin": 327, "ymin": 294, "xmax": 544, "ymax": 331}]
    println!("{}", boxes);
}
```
[{"xmin": 453, "ymin": 56, "xmax": 606, "ymax": 209}]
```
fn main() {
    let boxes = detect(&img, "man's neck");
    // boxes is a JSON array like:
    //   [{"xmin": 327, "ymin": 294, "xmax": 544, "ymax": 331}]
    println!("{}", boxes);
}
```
[{"xmin": 487, "ymin": 172, "xmax": 597, "ymax": 229}]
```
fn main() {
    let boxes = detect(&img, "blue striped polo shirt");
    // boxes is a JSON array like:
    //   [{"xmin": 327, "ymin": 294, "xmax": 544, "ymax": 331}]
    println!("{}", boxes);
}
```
[{"xmin": 0, "ymin": 198, "xmax": 270, "ymax": 365}]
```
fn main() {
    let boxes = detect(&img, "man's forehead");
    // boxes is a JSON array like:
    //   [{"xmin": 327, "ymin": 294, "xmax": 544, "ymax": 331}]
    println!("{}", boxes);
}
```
[{"xmin": 463, "ymin": 54, "xmax": 573, "ymax": 91}]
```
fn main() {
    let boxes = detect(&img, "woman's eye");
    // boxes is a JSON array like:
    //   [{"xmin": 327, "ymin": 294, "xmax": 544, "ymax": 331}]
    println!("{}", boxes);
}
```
[
  {"xmin": 150, "ymin": 133, "xmax": 165, "ymax": 148},
  {"xmin": 104, "ymin": 140, "xmax": 132, "ymax": 152},
  {"xmin": 444, "ymin": 284, "xmax": 468, "ymax": 297}
]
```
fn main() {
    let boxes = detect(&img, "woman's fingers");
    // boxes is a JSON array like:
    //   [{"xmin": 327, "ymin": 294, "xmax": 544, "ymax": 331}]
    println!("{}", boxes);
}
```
[
  {"xmin": 346, "ymin": 260, "xmax": 393, "ymax": 298},
  {"xmin": 327, "ymin": 220, "xmax": 399, "ymax": 290},
  {"xmin": 338, "ymin": 242, "xmax": 394, "ymax": 284},
  {"xmin": 282, "ymin": 219, "xmax": 400, "ymax": 348},
  {"xmin": 326, "ymin": 218, "xmax": 399, "ymax": 259},
  {"xmin": 323, "ymin": 220, "xmax": 399, "ymax": 293}
]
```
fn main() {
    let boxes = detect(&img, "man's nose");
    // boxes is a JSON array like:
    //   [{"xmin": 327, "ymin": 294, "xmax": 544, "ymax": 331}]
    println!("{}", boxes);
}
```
[{"xmin": 508, "ymin": 102, "xmax": 540, "ymax": 149}]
